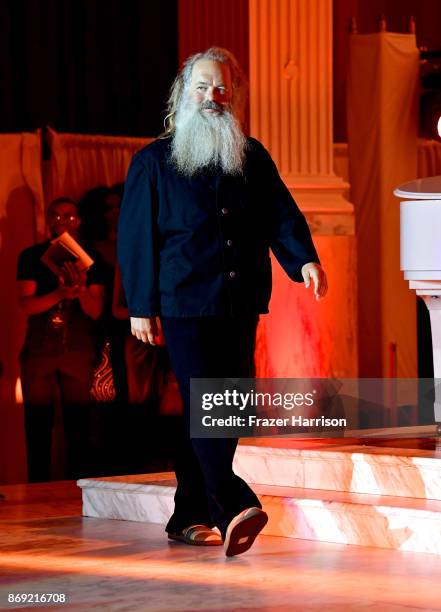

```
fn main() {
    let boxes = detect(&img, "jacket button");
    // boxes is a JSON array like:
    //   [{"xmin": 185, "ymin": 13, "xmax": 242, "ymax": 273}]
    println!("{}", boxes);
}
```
[
  {"xmin": 229, "ymin": 271, "xmax": 236, "ymax": 278},
  {"xmin": 226, "ymin": 239, "xmax": 233, "ymax": 247},
  {"xmin": 221, "ymin": 207, "xmax": 229, "ymax": 215}
]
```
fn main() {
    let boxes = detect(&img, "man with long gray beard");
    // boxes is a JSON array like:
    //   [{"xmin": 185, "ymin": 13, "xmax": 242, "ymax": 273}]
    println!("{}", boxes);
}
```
[{"xmin": 118, "ymin": 47, "xmax": 327, "ymax": 556}]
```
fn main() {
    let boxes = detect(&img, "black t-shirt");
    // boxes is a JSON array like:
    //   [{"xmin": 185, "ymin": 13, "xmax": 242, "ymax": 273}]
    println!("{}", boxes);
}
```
[{"xmin": 17, "ymin": 240, "xmax": 105, "ymax": 357}]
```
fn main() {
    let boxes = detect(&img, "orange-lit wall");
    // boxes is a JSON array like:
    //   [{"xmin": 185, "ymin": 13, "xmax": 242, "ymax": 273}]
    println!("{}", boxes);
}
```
[
  {"xmin": 256, "ymin": 236, "xmax": 357, "ymax": 378},
  {"xmin": 0, "ymin": 134, "xmax": 45, "ymax": 484},
  {"xmin": 178, "ymin": 0, "xmax": 249, "ymax": 70}
]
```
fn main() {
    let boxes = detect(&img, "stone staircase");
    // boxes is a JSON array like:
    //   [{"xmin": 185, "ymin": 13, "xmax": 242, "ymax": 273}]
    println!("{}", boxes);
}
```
[{"xmin": 78, "ymin": 435, "xmax": 441, "ymax": 555}]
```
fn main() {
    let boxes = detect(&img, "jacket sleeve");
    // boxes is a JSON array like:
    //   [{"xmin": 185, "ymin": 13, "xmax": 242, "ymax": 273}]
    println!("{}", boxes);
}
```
[
  {"xmin": 117, "ymin": 152, "xmax": 160, "ymax": 317},
  {"xmin": 261, "ymin": 146, "xmax": 320, "ymax": 282}
]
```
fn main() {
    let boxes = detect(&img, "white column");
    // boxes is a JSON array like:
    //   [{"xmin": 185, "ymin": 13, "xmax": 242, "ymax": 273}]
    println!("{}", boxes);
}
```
[
  {"xmin": 249, "ymin": 0, "xmax": 357, "ymax": 380},
  {"xmin": 249, "ymin": 0, "xmax": 352, "ymax": 227}
]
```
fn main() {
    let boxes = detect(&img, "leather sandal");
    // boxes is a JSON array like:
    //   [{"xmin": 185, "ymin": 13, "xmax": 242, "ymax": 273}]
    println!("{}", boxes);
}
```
[
  {"xmin": 168, "ymin": 524, "xmax": 223, "ymax": 546},
  {"xmin": 224, "ymin": 507, "xmax": 268, "ymax": 557}
]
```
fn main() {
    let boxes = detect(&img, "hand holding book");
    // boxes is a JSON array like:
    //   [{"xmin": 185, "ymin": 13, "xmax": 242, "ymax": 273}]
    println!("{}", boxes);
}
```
[
  {"xmin": 41, "ymin": 231, "xmax": 94, "ymax": 300},
  {"xmin": 41, "ymin": 231, "xmax": 94, "ymax": 278}
]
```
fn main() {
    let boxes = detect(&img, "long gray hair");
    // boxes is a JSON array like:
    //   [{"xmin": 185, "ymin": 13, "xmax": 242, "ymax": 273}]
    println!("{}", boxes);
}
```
[{"xmin": 162, "ymin": 47, "xmax": 248, "ymax": 136}]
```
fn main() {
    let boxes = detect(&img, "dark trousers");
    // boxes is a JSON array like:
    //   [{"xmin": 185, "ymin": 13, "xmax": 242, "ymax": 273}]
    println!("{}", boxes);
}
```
[
  {"xmin": 20, "ymin": 350, "xmax": 96, "ymax": 482},
  {"xmin": 161, "ymin": 315, "xmax": 261, "ymax": 539}
]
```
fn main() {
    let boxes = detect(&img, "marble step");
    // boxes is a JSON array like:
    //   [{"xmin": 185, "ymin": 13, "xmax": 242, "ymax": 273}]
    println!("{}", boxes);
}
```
[
  {"xmin": 233, "ymin": 439, "xmax": 441, "ymax": 500},
  {"xmin": 78, "ymin": 472, "xmax": 441, "ymax": 556}
]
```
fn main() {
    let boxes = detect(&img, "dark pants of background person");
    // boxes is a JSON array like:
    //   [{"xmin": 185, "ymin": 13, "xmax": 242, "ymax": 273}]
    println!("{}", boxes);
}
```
[
  {"xmin": 20, "ymin": 350, "xmax": 96, "ymax": 482},
  {"xmin": 161, "ymin": 315, "xmax": 262, "ymax": 540}
]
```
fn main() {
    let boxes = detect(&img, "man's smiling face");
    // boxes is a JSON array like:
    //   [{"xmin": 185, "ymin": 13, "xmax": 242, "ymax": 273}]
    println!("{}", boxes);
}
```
[
  {"xmin": 188, "ymin": 59, "xmax": 233, "ymax": 115},
  {"xmin": 171, "ymin": 55, "xmax": 246, "ymax": 176}
]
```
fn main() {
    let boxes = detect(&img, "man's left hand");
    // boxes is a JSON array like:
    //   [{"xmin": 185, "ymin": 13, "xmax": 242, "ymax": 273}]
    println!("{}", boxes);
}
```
[{"xmin": 301, "ymin": 263, "xmax": 328, "ymax": 301}]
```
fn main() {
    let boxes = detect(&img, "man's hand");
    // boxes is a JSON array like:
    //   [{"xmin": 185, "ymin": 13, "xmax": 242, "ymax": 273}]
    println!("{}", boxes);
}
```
[
  {"xmin": 61, "ymin": 262, "xmax": 87, "ymax": 288},
  {"xmin": 301, "ymin": 263, "xmax": 328, "ymax": 301},
  {"xmin": 58, "ymin": 276, "xmax": 82, "ymax": 300},
  {"xmin": 130, "ymin": 316, "xmax": 163, "ymax": 345},
  {"xmin": 58, "ymin": 262, "xmax": 88, "ymax": 300}
]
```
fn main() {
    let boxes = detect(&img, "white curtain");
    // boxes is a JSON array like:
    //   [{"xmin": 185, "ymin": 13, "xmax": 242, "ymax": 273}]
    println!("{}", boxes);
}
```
[{"xmin": 44, "ymin": 127, "xmax": 153, "ymax": 202}]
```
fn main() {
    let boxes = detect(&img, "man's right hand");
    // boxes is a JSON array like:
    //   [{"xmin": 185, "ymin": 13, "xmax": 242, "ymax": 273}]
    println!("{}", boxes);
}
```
[
  {"xmin": 58, "ymin": 276, "xmax": 82, "ymax": 300},
  {"xmin": 58, "ymin": 263, "xmax": 87, "ymax": 300},
  {"xmin": 130, "ymin": 316, "xmax": 162, "ymax": 345}
]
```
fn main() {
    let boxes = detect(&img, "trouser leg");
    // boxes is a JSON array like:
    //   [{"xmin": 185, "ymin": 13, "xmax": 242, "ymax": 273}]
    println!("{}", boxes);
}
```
[
  {"xmin": 20, "ymin": 356, "xmax": 57, "ymax": 483},
  {"xmin": 165, "ymin": 429, "xmax": 214, "ymax": 533},
  {"xmin": 58, "ymin": 351, "xmax": 96, "ymax": 479},
  {"xmin": 161, "ymin": 318, "xmax": 212, "ymax": 533},
  {"xmin": 161, "ymin": 315, "xmax": 261, "ymax": 538}
]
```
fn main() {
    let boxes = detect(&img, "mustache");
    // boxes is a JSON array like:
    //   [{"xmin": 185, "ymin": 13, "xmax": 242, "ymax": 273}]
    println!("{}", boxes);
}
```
[{"xmin": 200, "ymin": 100, "xmax": 224, "ymax": 112}]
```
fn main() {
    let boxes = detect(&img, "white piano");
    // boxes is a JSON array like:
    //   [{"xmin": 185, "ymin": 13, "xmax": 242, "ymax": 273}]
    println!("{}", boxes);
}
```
[{"xmin": 395, "ymin": 176, "xmax": 441, "ymax": 432}]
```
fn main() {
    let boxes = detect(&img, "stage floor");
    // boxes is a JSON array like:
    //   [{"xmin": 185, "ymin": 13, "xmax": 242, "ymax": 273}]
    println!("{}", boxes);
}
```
[{"xmin": 1, "ymin": 480, "xmax": 441, "ymax": 611}]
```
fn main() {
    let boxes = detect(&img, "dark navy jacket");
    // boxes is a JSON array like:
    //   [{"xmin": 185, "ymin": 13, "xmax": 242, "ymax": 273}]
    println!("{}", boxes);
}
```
[{"xmin": 117, "ymin": 136, "xmax": 319, "ymax": 317}]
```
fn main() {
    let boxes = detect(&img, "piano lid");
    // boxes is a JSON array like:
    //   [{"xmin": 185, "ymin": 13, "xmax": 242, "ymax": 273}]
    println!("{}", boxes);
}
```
[{"xmin": 394, "ymin": 175, "xmax": 441, "ymax": 199}]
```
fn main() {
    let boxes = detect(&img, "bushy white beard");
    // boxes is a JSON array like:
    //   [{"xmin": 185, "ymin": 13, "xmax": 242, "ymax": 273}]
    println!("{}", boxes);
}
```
[{"xmin": 171, "ymin": 98, "xmax": 246, "ymax": 176}]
